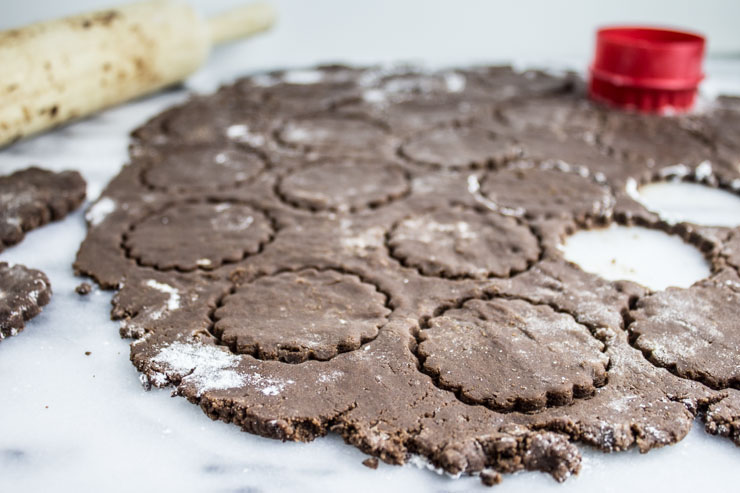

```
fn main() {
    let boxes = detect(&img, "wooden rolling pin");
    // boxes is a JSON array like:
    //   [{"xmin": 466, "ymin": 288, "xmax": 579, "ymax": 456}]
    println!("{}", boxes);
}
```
[{"xmin": 0, "ymin": 0, "xmax": 276, "ymax": 147}]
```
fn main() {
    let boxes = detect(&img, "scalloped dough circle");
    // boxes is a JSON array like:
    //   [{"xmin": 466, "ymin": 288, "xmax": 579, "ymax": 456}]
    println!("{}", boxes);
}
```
[
  {"xmin": 633, "ymin": 181, "xmax": 740, "ymax": 227},
  {"xmin": 497, "ymin": 97, "xmax": 602, "ymax": 134},
  {"xmin": 629, "ymin": 284, "xmax": 740, "ymax": 389},
  {"xmin": 561, "ymin": 224, "xmax": 710, "ymax": 291},
  {"xmin": 142, "ymin": 146, "xmax": 266, "ymax": 191},
  {"xmin": 277, "ymin": 115, "xmax": 389, "ymax": 155},
  {"xmin": 388, "ymin": 208, "xmax": 539, "ymax": 279},
  {"xmin": 481, "ymin": 166, "xmax": 613, "ymax": 220},
  {"xmin": 278, "ymin": 161, "xmax": 409, "ymax": 212},
  {"xmin": 213, "ymin": 269, "xmax": 390, "ymax": 363},
  {"xmin": 419, "ymin": 297, "xmax": 608, "ymax": 412},
  {"xmin": 125, "ymin": 202, "xmax": 273, "ymax": 271},
  {"xmin": 401, "ymin": 126, "xmax": 520, "ymax": 168}
]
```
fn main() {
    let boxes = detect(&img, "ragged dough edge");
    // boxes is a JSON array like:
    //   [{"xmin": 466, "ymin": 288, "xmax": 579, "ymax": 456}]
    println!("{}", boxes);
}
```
[
  {"xmin": 0, "ymin": 266, "xmax": 51, "ymax": 340},
  {"xmin": 142, "ymin": 341, "xmax": 298, "ymax": 399},
  {"xmin": 704, "ymin": 390, "xmax": 740, "ymax": 446},
  {"xmin": 143, "ymin": 341, "xmax": 245, "ymax": 396}
]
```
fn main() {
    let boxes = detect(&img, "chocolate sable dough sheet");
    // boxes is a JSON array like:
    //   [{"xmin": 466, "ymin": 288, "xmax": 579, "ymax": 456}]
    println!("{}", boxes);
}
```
[
  {"xmin": 74, "ymin": 64, "xmax": 740, "ymax": 486},
  {"xmin": 0, "ymin": 167, "xmax": 86, "ymax": 340}
]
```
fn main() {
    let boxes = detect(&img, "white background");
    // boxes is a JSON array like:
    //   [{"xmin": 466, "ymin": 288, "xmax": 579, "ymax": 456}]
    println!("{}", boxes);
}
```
[
  {"xmin": 1, "ymin": 1, "xmax": 739, "ymax": 492},
  {"xmin": 3, "ymin": 0, "xmax": 740, "ymax": 63}
]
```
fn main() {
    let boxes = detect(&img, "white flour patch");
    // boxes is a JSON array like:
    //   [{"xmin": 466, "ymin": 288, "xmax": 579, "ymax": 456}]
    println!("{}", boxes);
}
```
[
  {"xmin": 625, "ymin": 177, "xmax": 640, "ymax": 200},
  {"xmin": 357, "ymin": 63, "xmax": 415, "ymax": 88},
  {"xmin": 119, "ymin": 318, "xmax": 147, "ymax": 339},
  {"xmin": 362, "ymin": 88, "xmax": 387, "ymax": 104},
  {"xmin": 150, "ymin": 342, "xmax": 245, "ymax": 396},
  {"xmin": 226, "ymin": 124, "xmax": 247, "ymax": 138},
  {"xmin": 282, "ymin": 126, "xmax": 311, "ymax": 143},
  {"xmin": 145, "ymin": 280, "xmax": 181, "ymax": 311},
  {"xmin": 694, "ymin": 160, "xmax": 713, "ymax": 181},
  {"xmin": 608, "ymin": 394, "xmax": 638, "ymax": 413},
  {"xmin": 211, "ymin": 213, "xmax": 254, "ymax": 232},
  {"xmin": 244, "ymin": 372, "xmax": 296, "ymax": 396},
  {"xmin": 341, "ymin": 226, "xmax": 385, "ymax": 255},
  {"xmin": 226, "ymin": 124, "xmax": 265, "ymax": 147},
  {"xmin": 282, "ymin": 69, "xmax": 324, "ymax": 84},
  {"xmin": 394, "ymin": 217, "xmax": 478, "ymax": 244},
  {"xmin": 467, "ymin": 174, "xmax": 480, "ymax": 194},
  {"xmin": 408, "ymin": 455, "xmax": 462, "ymax": 479},
  {"xmin": 317, "ymin": 370, "xmax": 345, "ymax": 384},
  {"xmin": 27, "ymin": 279, "xmax": 45, "ymax": 303},
  {"xmin": 444, "ymin": 72, "xmax": 466, "ymax": 93},
  {"xmin": 659, "ymin": 164, "xmax": 691, "ymax": 179},
  {"xmin": 86, "ymin": 197, "xmax": 116, "ymax": 226}
]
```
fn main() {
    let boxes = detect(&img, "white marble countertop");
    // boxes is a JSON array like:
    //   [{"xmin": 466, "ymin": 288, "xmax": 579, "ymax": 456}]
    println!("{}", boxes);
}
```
[{"xmin": 1, "ymin": 1, "xmax": 740, "ymax": 491}]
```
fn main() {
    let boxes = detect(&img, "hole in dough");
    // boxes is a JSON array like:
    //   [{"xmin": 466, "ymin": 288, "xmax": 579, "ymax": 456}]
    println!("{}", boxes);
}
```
[
  {"xmin": 561, "ymin": 224, "xmax": 710, "ymax": 291},
  {"xmin": 632, "ymin": 181, "xmax": 740, "ymax": 227}
]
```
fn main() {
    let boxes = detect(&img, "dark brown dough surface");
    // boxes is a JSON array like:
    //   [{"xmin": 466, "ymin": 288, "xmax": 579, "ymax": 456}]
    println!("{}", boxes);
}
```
[
  {"xmin": 481, "ymin": 165, "xmax": 613, "ymax": 221},
  {"xmin": 278, "ymin": 160, "xmax": 409, "ymax": 212},
  {"xmin": 628, "ymin": 285, "xmax": 740, "ymax": 390},
  {"xmin": 277, "ymin": 115, "xmax": 391, "ymax": 157},
  {"xmin": 400, "ymin": 126, "xmax": 520, "ymax": 168},
  {"xmin": 463, "ymin": 65, "xmax": 575, "ymax": 100},
  {"xmin": 74, "ymin": 64, "xmax": 740, "ymax": 487},
  {"xmin": 141, "ymin": 145, "xmax": 266, "ymax": 191},
  {"xmin": 495, "ymin": 96, "xmax": 602, "ymax": 136},
  {"xmin": 705, "ymin": 389, "xmax": 740, "ymax": 446},
  {"xmin": 0, "ymin": 167, "xmax": 86, "ymax": 251},
  {"xmin": 213, "ymin": 269, "xmax": 390, "ymax": 363},
  {"xmin": 0, "ymin": 262, "xmax": 52, "ymax": 341},
  {"xmin": 419, "ymin": 298, "xmax": 608, "ymax": 412},
  {"xmin": 388, "ymin": 208, "xmax": 539, "ymax": 279},
  {"xmin": 599, "ymin": 112, "xmax": 713, "ymax": 168},
  {"xmin": 125, "ymin": 202, "xmax": 273, "ymax": 271},
  {"xmin": 722, "ymin": 229, "xmax": 740, "ymax": 270}
]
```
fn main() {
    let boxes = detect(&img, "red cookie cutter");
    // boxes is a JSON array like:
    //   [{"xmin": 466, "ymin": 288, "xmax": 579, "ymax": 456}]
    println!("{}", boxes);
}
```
[{"xmin": 589, "ymin": 26, "xmax": 706, "ymax": 114}]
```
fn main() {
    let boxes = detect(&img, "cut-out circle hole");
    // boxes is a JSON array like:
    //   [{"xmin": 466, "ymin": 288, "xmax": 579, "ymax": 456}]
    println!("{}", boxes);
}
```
[
  {"xmin": 633, "ymin": 181, "xmax": 740, "ymax": 227},
  {"xmin": 561, "ymin": 224, "xmax": 710, "ymax": 291}
]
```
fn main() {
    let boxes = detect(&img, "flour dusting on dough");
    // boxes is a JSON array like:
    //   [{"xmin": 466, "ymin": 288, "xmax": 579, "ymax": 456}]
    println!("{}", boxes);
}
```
[
  {"xmin": 694, "ymin": 160, "xmax": 713, "ymax": 181},
  {"xmin": 226, "ymin": 124, "xmax": 265, "ymax": 147},
  {"xmin": 659, "ymin": 164, "xmax": 690, "ymax": 179},
  {"xmin": 86, "ymin": 197, "xmax": 116, "ymax": 226},
  {"xmin": 362, "ymin": 89, "xmax": 387, "ymax": 104},
  {"xmin": 145, "ymin": 279, "xmax": 181, "ymax": 311},
  {"xmin": 282, "ymin": 69, "xmax": 324, "ymax": 85},
  {"xmin": 150, "ymin": 342, "xmax": 245, "ymax": 396},
  {"xmin": 444, "ymin": 72, "xmax": 466, "ymax": 93},
  {"xmin": 341, "ymin": 226, "xmax": 385, "ymax": 255},
  {"xmin": 408, "ymin": 455, "xmax": 463, "ymax": 479},
  {"xmin": 244, "ymin": 372, "xmax": 296, "ymax": 396},
  {"xmin": 625, "ymin": 177, "xmax": 640, "ymax": 200}
]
